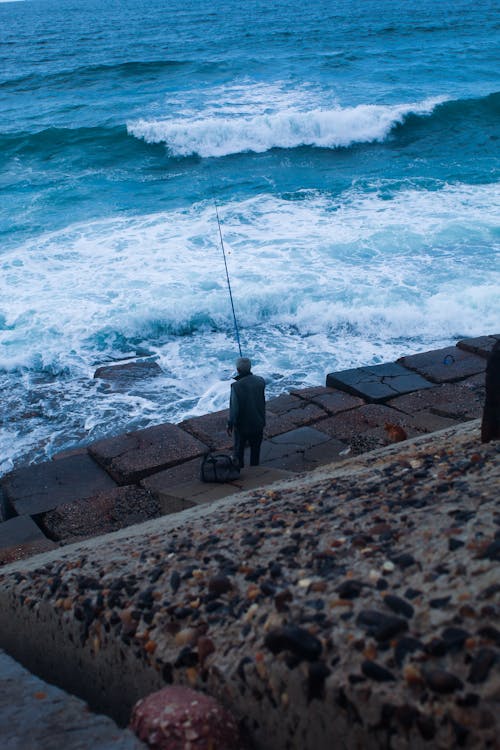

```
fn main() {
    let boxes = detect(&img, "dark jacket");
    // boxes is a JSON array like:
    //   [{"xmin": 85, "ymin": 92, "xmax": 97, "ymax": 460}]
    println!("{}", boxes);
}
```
[{"xmin": 228, "ymin": 372, "xmax": 266, "ymax": 434}]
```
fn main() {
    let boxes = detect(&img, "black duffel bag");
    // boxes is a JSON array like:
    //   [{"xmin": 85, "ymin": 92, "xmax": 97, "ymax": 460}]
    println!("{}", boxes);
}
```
[{"xmin": 200, "ymin": 452, "xmax": 240, "ymax": 483}]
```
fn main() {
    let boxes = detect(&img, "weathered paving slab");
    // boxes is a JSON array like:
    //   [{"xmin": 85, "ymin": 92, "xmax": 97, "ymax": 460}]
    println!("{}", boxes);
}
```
[
  {"xmin": 398, "ymin": 345, "xmax": 486, "ymax": 384},
  {"xmin": 140, "ymin": 457, "xmax": 206, "ymax": 499},
  {"xmin": 316, "ymin": 403, "xmax": 414, "ymax": 442},
  {"xmin": 0, "ymin": 649, "xmax": 145, "ymax": 749},
  {"xmin": 88, "ymin": 424, "xmax": 208, "ymax": 485},
  {"xmin": 291, "ymin": 386, "xmax": 364, "ymax": 414},
  {"xmin": 1, "ymin": 454, "xmax": 117, "ymax": 517},
  {"xmin": 266, "ymin": 393, "xmax": 327, "ymax": 427},
  {"xmin": 147, "ymin": 466, "xmax": 294, "ymax": 515},
  {"xmin": 0, "ymin": 515, "xmax": 50, "ymax": 550},
  {"xmin": 456, "ymin": 334, "xmax": 500, "ymax": 358},
  {"xmin": 326, "ymin": 361, "xmax": 434, "ymax": 402},
  {"xmin": 40, "ymin": 486, "xmax": 161, "ymax": 544},
  {"xmin": 387, "ymin": 382, "xmax": 484, "ymax": 421},
  {"xmin": 260, "ymin": 428, "xmax": 345, "ymax": 471},
  {"xmin": 179, "ymin": 409, "xmax": 232, "ymax": 451}
]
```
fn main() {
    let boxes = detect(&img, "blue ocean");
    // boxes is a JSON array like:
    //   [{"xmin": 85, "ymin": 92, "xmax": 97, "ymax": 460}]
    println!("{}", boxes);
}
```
[{"xmin": 1, "ymin": 0, "xmax": 499, "ymax": 473}]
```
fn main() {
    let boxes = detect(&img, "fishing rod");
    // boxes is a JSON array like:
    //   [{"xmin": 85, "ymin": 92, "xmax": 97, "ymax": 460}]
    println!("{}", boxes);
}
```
[{"xmin": 210, "ymin": 177, "xmax": 243, "ymax": 357}]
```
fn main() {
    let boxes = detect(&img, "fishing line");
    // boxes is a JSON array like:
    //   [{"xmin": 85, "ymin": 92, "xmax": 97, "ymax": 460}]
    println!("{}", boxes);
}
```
[{"xmin": 209, "ymin": 171, "xmax": 243, "ymax": 357}]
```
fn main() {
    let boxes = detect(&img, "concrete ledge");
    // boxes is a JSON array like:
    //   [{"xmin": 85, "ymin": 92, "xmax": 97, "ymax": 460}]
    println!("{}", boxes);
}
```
[
  {"xmin": 88, "ymin": 424, "xmax": 208, "ymax": 485},
  {"xmin": 1, "ymin": 454, "xmax": 117, "ymax": 516},
  {"xmin": 0, "ymin": 649, "xmax": 145, "ymax": 749},
  {"xmin": 456, "ymin": 334, "xmax": 500, "ymax": 358},
  {"xmin": 326, "ymin": 362, "xmax": 434, "ymax": 402},
  {"xmin": 291, "ymin": 386, "xmax": 364, "ymax": 415}
]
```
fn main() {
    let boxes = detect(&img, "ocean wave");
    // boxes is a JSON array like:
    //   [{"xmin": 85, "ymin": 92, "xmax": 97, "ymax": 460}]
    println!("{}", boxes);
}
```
[
  {"xmin": 128, "ymin": 91, "xmax": 500, "ymax": 158},
  {"xmin": 0, "ymin": 59, "xmax": 189, "ymax": 92},
  {"xmin": 128, "ymin": 97, "xmax": 447, "ymax": 157}
]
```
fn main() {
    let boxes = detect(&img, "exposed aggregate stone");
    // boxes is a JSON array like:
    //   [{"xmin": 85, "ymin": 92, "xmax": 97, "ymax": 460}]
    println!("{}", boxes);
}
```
[{"xmin": 0, "ymin": 421, "xmax": 498, "ymax": 749}]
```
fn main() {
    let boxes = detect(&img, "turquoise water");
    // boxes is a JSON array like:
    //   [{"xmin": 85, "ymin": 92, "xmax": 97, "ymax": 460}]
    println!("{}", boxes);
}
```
[{"xmin": 1, "ymin": 0, "xmax": 499, "ymax": 472}]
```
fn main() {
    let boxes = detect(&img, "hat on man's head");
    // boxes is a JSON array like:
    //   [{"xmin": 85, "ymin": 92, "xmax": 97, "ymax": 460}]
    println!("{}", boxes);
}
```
[{"xmin": 236, "ymin": 357, "xmax": 251, "ymax": 374}]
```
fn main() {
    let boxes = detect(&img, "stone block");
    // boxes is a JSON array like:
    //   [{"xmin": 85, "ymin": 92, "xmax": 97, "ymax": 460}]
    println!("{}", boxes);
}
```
[
  {"xmin": 387, "ymin": 382, "xmax": 483, "ymax": 421},
  {"xmin": 40, "ymin": 486, "xmax": 162, "ymax": 543},
  {"xmin": 398, "ymin": 345, "xmax": 485, "ymax": 384},
  {"xmin": 158, "ymin": 481, "xmax": 239, "ymax": 514},
  {"xmin": 317, "ymin": 404, "xmax": 412, "ymax": 441},
  {"xmin": 456, "ymin": 335, "xmax": 500, "ymax": 358},
  {"xmin": 0, "ymin": 515, "xmax": 48, "ymax": 551},
  {"xmin": 88, "ymin": 424, "xmax": 208, "ymax": 485},
  {"xmin": 260, "ymin": 426, "xmax": 331, "ymax": 465},
  {"xmin": 291, "ymin": 386, "xmax": 364, "ymax": 414},
  {"xmin": 1, "ymin": 454, "xmax": 116, "ymax": 517},
  {"xmin": 326, "ymin": 362, "xmax": 433, "ymax": 402},
  {"xmin": 179, "ymin": 409, "xmax": 232, "ymax": 451},
  {"xmin": 266, "ymin": 393, "xmax": 327, "ymax": 427},
  {"xmin": 141, "ymin": 457, "xmax": 205, "ymax": 498}
]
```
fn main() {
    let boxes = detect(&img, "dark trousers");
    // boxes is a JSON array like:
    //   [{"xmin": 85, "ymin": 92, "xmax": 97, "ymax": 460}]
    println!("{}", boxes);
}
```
[{"xmin": 233, "ymin": 429, "xmax": 263, "ymax": 468}]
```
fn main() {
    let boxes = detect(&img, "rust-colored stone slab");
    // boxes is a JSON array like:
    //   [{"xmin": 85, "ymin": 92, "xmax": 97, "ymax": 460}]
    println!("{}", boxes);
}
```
[
  {"xmin": 398, "ymin": 345, "xmax": 485, "ymax": 384},
  {"xmin": 316, "ymin": 404, "xmax": 412, "ymax": 441},
  {"xmin": 266, "ymin": 393, "xmax": 327, "ymax": 427},
  {"xmin": 88, "ymin": 424, "xmax": 208, "ymax": 485},
  {"xmin": 1, "ymin": 454, "xmax": 117, "ymax": 516},
  {"xmin": 326, "ymin": 362, "xmax": 433, "ymax": 402},
  {"xmin": 410, "ymin": 411, "xmax": 460, "ymax": 433},
  {"xmin": 291, "ymin": 386, "xmax": 364, "ymax": 414},
  {"xmin": 456, "ymin": 335, "xmax": 500, "ymax": 358},
  {"xmin": 387, "ymin": 382, "xmax": 484, "ymax": 421},
  {"xmin": 40, "ymin": 486, "xmax": 161, "ymax": 543},
  {"xmin": 179, "ymin": 409, "xmax": 232, "ymax": 451}
]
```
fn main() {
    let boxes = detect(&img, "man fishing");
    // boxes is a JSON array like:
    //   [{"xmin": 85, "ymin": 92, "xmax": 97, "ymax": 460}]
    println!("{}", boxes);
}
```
[{"xmin": 227, "ymin": 357, "xmax": 266, "ymax": 468}]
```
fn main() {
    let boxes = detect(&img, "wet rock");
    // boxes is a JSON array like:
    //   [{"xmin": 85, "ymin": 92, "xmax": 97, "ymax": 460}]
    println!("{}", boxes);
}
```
[{"xmin": 264, "ymin": 625, "xmax": 323, "ymax": 662}]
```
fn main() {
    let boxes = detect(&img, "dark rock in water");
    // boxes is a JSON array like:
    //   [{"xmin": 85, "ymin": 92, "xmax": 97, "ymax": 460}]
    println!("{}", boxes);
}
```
[
  {"xmin": 94, "ymin": 359, "xmax": 162, "ymax": 389},
  {"xmin": 425, "ymin": 669, "xmax": 463, "ymax": 693},
  {"xmin": 264, "ymin": 625, "xmax": 323, "ymax": 661},
  {"xmin": 361, "ymin": 660, "xmax": 396, "ymax": 682},
  {"xmin": 468, "ymin": 648, "xmax": 496, "ymax": 684}
]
